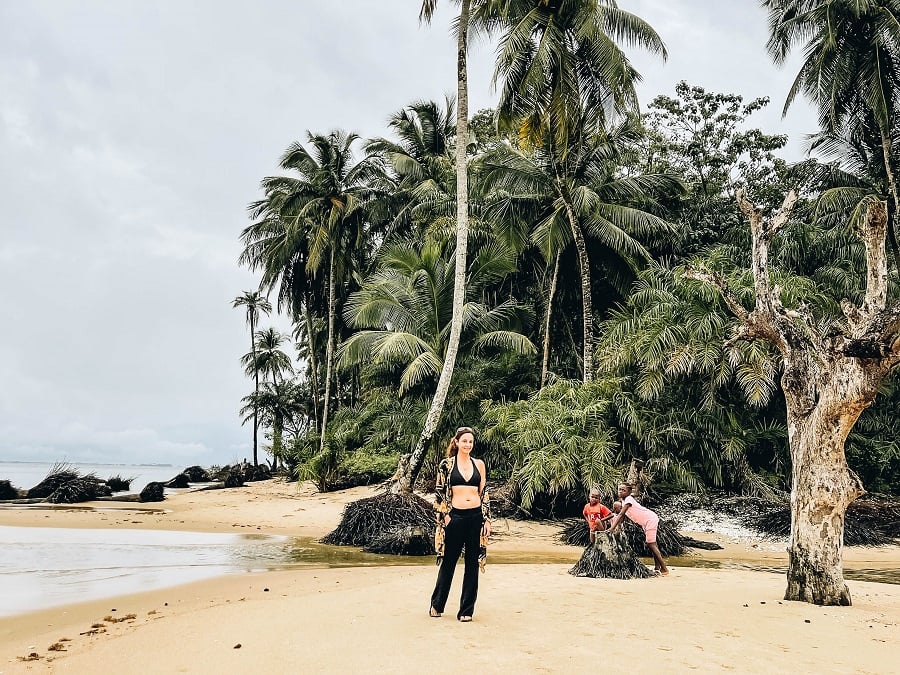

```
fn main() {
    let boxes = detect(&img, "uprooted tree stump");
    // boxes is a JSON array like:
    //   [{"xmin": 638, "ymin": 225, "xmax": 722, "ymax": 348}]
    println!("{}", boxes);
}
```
[
  {"xmin": 322, "ymin": 491, "xmax": 436, "ymax": 556},
  {"xmin": 559, "ymin": 518, "xmax": 686, "ymax": 557},
  {"xmin": 569, "ymin": 529, "xmax": 654, "ymax": 579}
]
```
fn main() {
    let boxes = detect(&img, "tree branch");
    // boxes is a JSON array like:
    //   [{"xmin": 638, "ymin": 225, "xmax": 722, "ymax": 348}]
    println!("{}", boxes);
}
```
[{"xmin": 682, "ymin": 267, "xmax": 748, "ymax": 322}]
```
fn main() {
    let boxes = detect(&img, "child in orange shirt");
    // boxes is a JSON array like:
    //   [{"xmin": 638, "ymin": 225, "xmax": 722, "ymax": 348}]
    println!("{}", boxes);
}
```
[{"xmin": 582, "ymin": 488, "xmax": 613, "ymax": 544}]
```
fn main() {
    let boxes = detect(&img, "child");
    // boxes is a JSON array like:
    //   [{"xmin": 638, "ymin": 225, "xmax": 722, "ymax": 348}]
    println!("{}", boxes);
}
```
[
  {"xmin": 582, "ymin": 488, "xmax": 613, "ymax": 544},
  {"xmin": 607, "ymin": 483, "xmax": 669, "ymax": 575}
]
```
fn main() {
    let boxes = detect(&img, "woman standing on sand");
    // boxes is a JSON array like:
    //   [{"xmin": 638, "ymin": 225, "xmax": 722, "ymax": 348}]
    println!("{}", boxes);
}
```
[{"xmin": 429, "ymin": 426, "xmax": 491, "ymax": 622}]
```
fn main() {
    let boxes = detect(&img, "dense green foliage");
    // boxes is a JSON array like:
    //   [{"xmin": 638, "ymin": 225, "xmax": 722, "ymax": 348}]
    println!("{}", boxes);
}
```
[{"xmin": 234, "ymin": 1, "xmax": 900, "ymax": 508}]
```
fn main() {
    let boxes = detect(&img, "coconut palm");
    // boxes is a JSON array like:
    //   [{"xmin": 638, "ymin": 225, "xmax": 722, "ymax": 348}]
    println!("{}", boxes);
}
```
[
  {"xmin": 392, "ymin": 0, "xmax": 480, "ymax": 494},
  {"xmin": 338, "ymin": 239, "xmax": 536, "ymax": 396},
  {"xmin": 487, "ymin": 0, "xmax": 667, "ymax": 381},
  {"xmin": 242, "ymin": 327, "xmax": 294, "ymax": 385},
  {"xmin": 491, "ymin": 0, "xmax": 667, "ymax": 151},
  {"xmin": 764, "ymin": 0, "xmax": 900, "ymax": 263},
  {"xmin": 241, "ymin": 380, "xmax": 306, "ymax": 471},
  {"xmin": 242, "ymin": 131, "xmax": 380, "ymax": 450},
  {"xmin": 481, "ymin": 116, "xmax": 681, "ymax": 384},
  {"xmin": 365, "ymin": 98, "xmax": 457, "ymax": 242},
  {"xmin": 232, "ymin": 291, "xmax": 272, "ymax": 467}
]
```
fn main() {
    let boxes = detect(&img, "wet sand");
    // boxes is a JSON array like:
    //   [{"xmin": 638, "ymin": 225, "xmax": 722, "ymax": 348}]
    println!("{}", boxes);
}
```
[{"xmin": 1, "ymin": 480, "xmax": 898, "ymax": 674}]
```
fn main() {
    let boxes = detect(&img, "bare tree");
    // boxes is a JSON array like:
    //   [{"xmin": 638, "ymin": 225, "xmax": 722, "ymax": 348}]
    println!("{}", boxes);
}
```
[{"xmin": 686, "ymin": 191, "xmax": 900, "ymax": 605}]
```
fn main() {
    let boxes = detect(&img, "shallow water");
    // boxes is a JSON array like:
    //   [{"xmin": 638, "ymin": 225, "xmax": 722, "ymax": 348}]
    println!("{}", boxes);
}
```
[
  {"xmin": 667, "ymin": 554, "xmax": 900, "ymax": 585},
  {"xmin": 2, "ymin": 526, "xmax": 896, "ymax": 619},
  {"xmin": 0, "ymin": 526, "xmax": 283, "ymax": 618}
]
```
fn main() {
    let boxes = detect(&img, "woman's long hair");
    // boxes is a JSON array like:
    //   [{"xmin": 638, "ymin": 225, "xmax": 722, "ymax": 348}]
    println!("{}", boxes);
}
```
[{"xmin": 446, "ymin": 426, "xmax": 475, "ymax": 458}]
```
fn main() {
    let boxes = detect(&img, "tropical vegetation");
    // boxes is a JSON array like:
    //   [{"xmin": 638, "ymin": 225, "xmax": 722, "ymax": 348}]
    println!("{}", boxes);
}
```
[{"xmin": 233, "ymin": 0, "xmax": 900, "ymax": 605}]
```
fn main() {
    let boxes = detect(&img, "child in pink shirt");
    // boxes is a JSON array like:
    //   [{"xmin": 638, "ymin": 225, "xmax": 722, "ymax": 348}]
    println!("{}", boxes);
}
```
[{"xmin": 607, "ymin": 483, "xmax": 669, "ymax": 575}]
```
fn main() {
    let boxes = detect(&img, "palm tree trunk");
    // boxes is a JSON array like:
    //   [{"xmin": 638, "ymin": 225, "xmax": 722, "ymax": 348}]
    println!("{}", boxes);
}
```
[
  {"xmin": 878, "ymin": 125, "xmax": 900, "ymax": 269},
  {"xmin": 540, "ymin": 251, "xmax": 561, "ymax": 388},
  {"xmin": 396, "ymin": 0, "xmax": 472, "ymax": 493},
  {"xmin": 320, "ymin": 247, "xmax": 337, "ymax": 452},
  {"xmin": 562, "ymin": 196, "xmax": 594, "ymax": 383},
  {"xmin": 303, "ymin": 294, "xmax": 320, "ymax": 431},
  {"xmin": 251, "ymin": 314, "xmax": 259, "ymax": 468}
]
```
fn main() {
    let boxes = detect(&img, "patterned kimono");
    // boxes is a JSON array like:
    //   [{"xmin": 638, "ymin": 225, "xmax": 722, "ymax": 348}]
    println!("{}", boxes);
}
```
[{"xmin": 434, "ymin": 456, "xmax": 491, "ymax": 570}]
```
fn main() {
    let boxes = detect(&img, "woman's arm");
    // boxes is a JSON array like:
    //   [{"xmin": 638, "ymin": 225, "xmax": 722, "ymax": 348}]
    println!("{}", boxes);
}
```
[{"xmin": 477, "ymin": 459, "xmax": 491, "ymax": 536}]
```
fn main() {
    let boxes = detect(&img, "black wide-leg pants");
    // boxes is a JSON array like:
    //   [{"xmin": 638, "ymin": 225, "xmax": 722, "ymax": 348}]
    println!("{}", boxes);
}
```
[{"xmin": 430, "ymin": 506, "xmax": 482, "ymax": 618}]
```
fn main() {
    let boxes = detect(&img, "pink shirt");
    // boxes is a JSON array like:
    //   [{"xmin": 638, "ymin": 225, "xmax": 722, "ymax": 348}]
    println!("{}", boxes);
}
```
[{"xmin": 623, "ymin": 495, "xmax": 659, "ymax": 529}]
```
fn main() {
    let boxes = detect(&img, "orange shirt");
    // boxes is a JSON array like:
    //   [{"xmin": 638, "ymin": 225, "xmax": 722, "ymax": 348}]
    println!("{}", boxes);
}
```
[{"xmin": 583, "ymin": 503, "xmax": 611, "ymax": 530}]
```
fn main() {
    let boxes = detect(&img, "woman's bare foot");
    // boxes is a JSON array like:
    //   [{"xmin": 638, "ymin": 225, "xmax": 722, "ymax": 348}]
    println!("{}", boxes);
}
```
[
  {"xmin": 458, "ymin": 615, "xmax": 472, "ymax": 622},
  {"xmin": 429, "ymin": 607, "xmax": 442, "ymax": 617}
]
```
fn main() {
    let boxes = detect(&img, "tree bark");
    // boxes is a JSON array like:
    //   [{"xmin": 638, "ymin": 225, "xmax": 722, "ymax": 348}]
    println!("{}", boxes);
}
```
[
  {"xmin": 782, "ymin": 356, "xmax": 872, "ymax": 605},
  {"xmin": 878, "ymin": 124, "xmax": 900, "ymax": 270},
  {"xmin": 561, "ymin": 196, "xmax": 594, "ymax": 383},
  {"xmin": 686, "ymin": 192, "xmax": 900, "ymax": 606},
  {"xmin": 251, "ymin": 312, "xmax": 259, "ymax": 468},
  {"xmin": 303, "ymin": 294, "xmax": 320, "ymax": 431},
  {"xmin": 540, "ymin": 251, "xmax": 561, "ymax": 388},
  {"xmin": 320, "ymin": 247, "xmax": 337, "ymax": 452},
  {"xmin": 395, "ymin": 0, "xmax": 472, "ymax": 493}
]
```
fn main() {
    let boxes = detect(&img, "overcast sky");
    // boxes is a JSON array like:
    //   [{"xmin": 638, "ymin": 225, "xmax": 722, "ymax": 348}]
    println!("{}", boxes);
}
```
[{"xmin": 0, "ymin": 1, "xmax": 817, "ymax": 467}]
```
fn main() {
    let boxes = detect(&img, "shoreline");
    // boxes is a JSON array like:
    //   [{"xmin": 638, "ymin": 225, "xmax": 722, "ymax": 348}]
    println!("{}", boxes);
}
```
[{"xmin": 1, "ymin": 479, "xmax": 899, "ymax": 673}]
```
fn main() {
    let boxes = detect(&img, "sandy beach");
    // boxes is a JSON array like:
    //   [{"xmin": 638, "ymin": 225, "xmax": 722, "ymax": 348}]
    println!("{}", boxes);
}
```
[{"xmin": 1, "ymin": 480, "xmax": 898, "ymax": 674}]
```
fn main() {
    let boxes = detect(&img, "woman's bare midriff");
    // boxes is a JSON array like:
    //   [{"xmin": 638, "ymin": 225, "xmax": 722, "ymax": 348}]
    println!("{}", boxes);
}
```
[{"xmin": 451, "ymin": 485, "xmax": 481, "ymax": 510}]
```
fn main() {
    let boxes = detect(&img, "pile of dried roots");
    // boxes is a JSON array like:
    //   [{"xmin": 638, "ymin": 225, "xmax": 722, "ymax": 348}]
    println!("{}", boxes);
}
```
[
  {"xmin": 0, "ymin": 480, "xmax": 21, "ymax": 500},
  {"xmin": 322, "ymin": 491, "xmax": 436, "ymax": 556},
  {"xmin": 27, "ymin": 465, "xmax": 112, "ymax": 503},
  {"xmin": 748, "ymin": 494, "xmax": 900, "ymax": 547}
]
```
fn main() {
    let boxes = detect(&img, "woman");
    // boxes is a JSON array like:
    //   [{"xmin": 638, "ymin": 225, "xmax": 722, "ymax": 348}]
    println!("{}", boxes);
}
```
[
  {"xmin": 607, "ymin": 482, "xmax": 669, "ymax": 575},
  {"xmin": 429, "ymin": 426, "xmax": 491, "ymax": 622}
]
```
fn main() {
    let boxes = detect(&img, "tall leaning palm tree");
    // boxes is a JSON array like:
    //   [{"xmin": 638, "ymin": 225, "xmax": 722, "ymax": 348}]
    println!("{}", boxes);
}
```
[
  {"xmin": 490, "ymin": 0, "xmax": 667, "ymax": 381},
  {"xmin": 394, "ymin": 0, "xmax": 480, "ymax": 493},
  {"xmin": 763, "ymin": 0, "xmax": 900, "ymax": 264},
  {"xmin": 232, "ymin": 291, "xmax": 272, "ymax": 467}
]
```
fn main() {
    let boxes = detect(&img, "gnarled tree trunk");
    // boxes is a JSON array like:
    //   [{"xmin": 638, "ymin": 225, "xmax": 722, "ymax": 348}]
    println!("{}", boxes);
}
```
[
  {"xmin": 687, "ymin": 192, "xmax": 900, "ymax": 606},
  {"xmin": 783, "ymin": 356, "xmax": 872, "ymax": 604}
]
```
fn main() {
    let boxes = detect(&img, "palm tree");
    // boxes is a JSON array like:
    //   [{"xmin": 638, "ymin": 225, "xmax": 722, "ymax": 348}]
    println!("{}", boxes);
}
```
[
  {"xmin": 243, "ymin": 131, "xmax": 379, "ymax": 451},
  {"xmin": 488, "ymin": 0, "xmax": 667, "ymax": 380},
  {"xmin": 242, "ymin": 327, "xmax": 294, "ymax": 385},
  {"xmin": 365, "ymin": 98, "xmax": 457, "ymax": 243},
  {"xmin": 338, "ymin": 239, "xmax": 536, "ymax": 395},
  {"xmin": 241, "ymin": 380, "xmax": 306, "ymax": 471},
  {"xmin": 481, "ymin": 117, "xmax": 680, "ymax": 383},
  {"xmin": 232, "ymin": 291, "xmax": 272, "ymax": 467},
  {"xmin": 396, "ymin": 0, "xmax": 478, "ymax": 493},
  {"xmin": 764, "ymin": 0, "xmax": 900, "ymax": 264},
  {"xmin": 491, "ymin": 0, "xmax": 667, "ymax": 151}
]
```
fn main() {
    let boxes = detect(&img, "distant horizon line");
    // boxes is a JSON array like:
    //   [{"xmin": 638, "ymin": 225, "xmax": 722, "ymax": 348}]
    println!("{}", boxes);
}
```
[{"xmin": 0, "ymin": 460, "xmax": 177, "ymax": 467}]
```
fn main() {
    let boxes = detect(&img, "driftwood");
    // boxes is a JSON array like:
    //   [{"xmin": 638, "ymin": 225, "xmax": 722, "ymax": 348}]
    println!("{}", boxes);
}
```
[
  {"xmin": 0, "ymin": 480, "xmax": 21, "ymax": 500},
  {"xmin": 139, "ymin": 482, "xmax": 165, "ymax": 502},
  {"xmin": 569, "ymin": 529, "xmax": 654, "ymax": 579},
  {"xmin": 680, "ymin": 535, "xmax": 723, "ymax": 550}
]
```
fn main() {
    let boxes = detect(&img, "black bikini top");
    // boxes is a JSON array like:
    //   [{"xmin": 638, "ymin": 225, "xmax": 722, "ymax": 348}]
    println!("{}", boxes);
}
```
[{"xmin": 449, "ymin": 457, "xmax": 481, "ymax": 487}]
